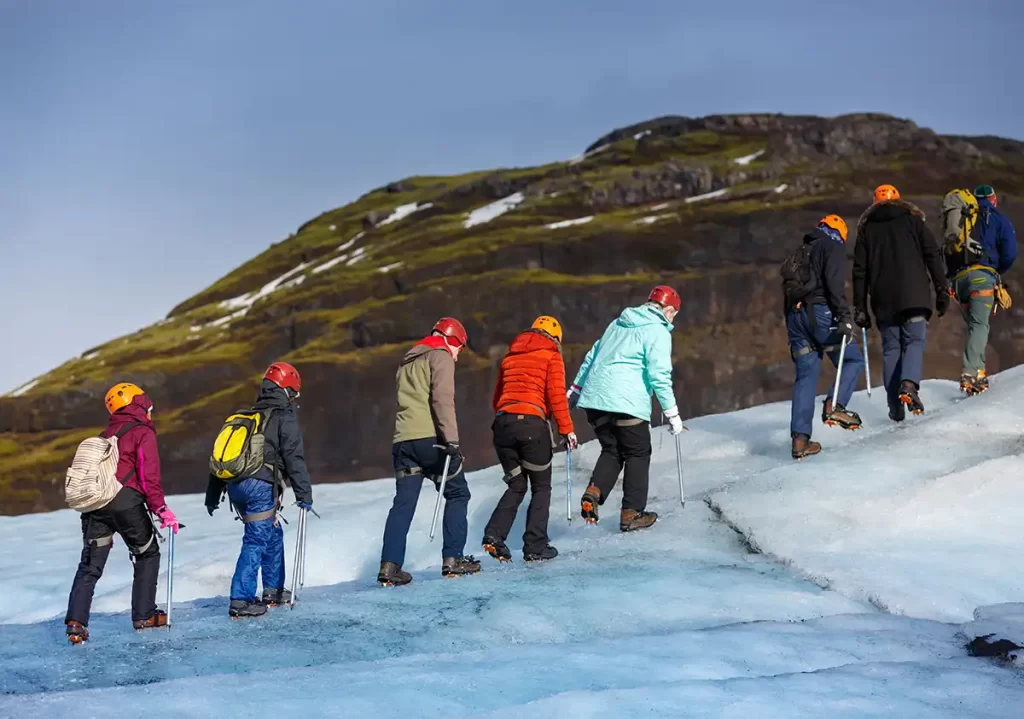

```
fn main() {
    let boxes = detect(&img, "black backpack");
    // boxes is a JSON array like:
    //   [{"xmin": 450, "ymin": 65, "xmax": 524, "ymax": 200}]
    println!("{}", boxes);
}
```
[{"xmin": 780, "ymin": 239, "xmax": 817, "ymax": 306}]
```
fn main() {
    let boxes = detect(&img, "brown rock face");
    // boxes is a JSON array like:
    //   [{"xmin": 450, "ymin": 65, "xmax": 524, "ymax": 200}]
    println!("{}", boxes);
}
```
[{"xmin": 2, "ymin": 112, "xmax": 1022, "ymax": 515}]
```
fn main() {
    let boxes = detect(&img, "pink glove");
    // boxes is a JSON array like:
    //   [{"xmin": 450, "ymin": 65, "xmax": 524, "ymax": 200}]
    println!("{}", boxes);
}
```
[{"xmin": 157, "ymin": 506, "xmax": 179, "ymax": 534}]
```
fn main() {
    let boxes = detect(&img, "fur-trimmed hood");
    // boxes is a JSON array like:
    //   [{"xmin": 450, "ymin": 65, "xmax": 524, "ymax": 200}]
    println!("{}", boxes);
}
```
[{"xmin": 856, "ymin": 198, "xmax": 926, "ymax": 236}]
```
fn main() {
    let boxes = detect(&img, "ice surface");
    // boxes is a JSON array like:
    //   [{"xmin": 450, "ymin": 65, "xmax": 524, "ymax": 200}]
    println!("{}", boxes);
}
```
[
  {"xmin": 464, "ymin": 192, "xmax": 524, "ymax": 228},
  {"xmin": 3, "ymin": 373, "xmax": 1024, "ymax": 715},
  {"xmin": 546, "ymin": 216, "xmax": 593, "ymax": 230},
  {"xmin": 379, "ymin": 202, "xmax": 433, "ymax": 226},
  {"xmin": 964, "ymin": 603, "xmax": 1024, "ymax": 664},
  {"xmin": 685, "ymin": 188, "xmax": 728, "ymax": 203},
  {"xmin": 734, "ymin": 148, "xmax": 765, "ymax": 165}
]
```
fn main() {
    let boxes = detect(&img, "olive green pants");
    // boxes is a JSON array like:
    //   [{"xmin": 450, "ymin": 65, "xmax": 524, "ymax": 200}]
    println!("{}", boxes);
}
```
[{"xmin": 953, "ymin": 269, "xmax": 996, "ymax": 376}]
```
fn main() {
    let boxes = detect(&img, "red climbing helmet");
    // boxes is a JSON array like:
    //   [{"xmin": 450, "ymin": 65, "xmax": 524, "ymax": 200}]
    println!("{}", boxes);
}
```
[
  {"xmin": 648, "ymin": 285, "xmax": 682, "ymax": 311},
  {"xmin": 432, "ymin": 317, "xmax": 468, "ymax": 347},
  {"xmin": 264, "ymin": 361, "xmax": 301, "ymax": 394}
]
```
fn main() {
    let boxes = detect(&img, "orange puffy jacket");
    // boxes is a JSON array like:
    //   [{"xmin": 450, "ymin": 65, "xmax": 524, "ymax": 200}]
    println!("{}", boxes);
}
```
[{"xmin": 492, "ymin": 330, "xmax": 574, "ymax": 435}]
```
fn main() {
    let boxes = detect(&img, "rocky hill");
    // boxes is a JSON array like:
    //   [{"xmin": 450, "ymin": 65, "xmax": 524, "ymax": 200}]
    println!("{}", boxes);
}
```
[{"xmin": 2, "ymin": 112, "xmax": 1022, "ymax": 515}]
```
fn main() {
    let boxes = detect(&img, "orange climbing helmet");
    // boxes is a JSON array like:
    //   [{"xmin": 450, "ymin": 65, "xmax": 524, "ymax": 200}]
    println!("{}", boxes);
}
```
[
  {"xmin": 105, "ymin": 383, "xmax": 145, "ymax": 414},
  {"xmin": 819, "ymin": 214, "xmax": 849, "ymax": 242},
  {"xmin": 873, "ymin": 184, "xmax": 900, "ymax": 203},
  {"xmin": 531, "ymin": 315, "xmax": 563, "ymax": 342}
]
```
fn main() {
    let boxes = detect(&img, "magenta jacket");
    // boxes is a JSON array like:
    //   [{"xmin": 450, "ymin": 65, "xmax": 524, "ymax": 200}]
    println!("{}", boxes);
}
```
[{"xmin": 101, "ymin": 393, "xmax": 167, "ymax": 512}]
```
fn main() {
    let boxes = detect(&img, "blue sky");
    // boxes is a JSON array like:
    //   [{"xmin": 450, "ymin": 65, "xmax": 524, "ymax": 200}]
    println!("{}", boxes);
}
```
[{"xmin": 2, "ymin": 0, "xmax": 1021, "ymax": 393}]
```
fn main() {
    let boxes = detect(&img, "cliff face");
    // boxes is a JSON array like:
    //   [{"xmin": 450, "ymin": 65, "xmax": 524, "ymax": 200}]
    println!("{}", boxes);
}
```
[{"xmin": 3, "ymin": 113, "xmax": 1022, "ymax": 515}]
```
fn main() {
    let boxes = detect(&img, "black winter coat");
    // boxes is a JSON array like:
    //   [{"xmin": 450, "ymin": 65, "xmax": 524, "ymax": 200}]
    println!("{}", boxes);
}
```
[
  {"xmin": 802, "ymin": 227, "xmax": 852, "ymax": 322},
  {"xmin": 852, "ymin": 200, "xmax": 947, "ymax": 324},
  {"xmin": 205, "ymin": 380, "xmax": 314, "ymax": 508}
]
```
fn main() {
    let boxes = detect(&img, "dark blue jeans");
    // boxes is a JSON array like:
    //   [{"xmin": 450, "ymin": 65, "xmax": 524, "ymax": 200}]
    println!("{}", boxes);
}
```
[
  {"xmin": 787, "ymin": 304, "xmax": 864, "ymax": 438},
  {"xmin": 381, "ymin": 439, "xmax": 471, "ymax": 566},
  {"xmin": 228, "ymin": 478, "xmax": 284, "ymax": 602},
  {"xmin": 878, "ymin": 317, "xmax": 927, "ymax": 410}
]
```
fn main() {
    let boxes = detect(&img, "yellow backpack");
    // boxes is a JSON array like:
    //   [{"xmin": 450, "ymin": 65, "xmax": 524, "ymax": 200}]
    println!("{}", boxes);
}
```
[
  {"xmin": 941, "ymin": 188, "xmax": 980, "ymax": 253},
  {"xmin": 209, "ymin": 408, "xmax": 274, "ymax": 480}
]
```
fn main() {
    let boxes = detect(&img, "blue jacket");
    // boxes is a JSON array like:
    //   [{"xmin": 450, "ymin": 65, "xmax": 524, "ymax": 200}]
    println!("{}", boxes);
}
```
[
  {"xmin": 572, "ymin": 303, "xmax": 677, "ymax": 421},
  {"xmin": 955, "ymin": 198, "xmax": 1017, "ymax": 277}
]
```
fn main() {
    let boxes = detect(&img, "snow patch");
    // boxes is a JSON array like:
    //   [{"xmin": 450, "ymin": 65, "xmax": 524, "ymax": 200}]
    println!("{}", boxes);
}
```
[
  {"xmin": 312, "ymin": 255, "xmax": 348, "ymax": 274},
  {"xmin": 569, "ymin": 143, "xmax": 610, "ymax": 165},
  {"xmin": 379, "ymin": 202, "xmax": 433, "ymax": 227},
  {"xmin": 328, "ymin": 224, "xmax": 336, "ymax": 232},
  {"xmin": 82, "ymin": 351, "xmax": 101, "ymax": 361},
  {"xmin": 650, "ymin": 202, "xmax": 670, "ymax": 211},
  {"xmin": 208, "ymin": 308, "xmax": 248, "ymax": 329},
  {"xmin": 734, "ymin": 148, "xmax": 765, "ymax": 165},
  {"xmin": 685, "ymin": 188, "xmax": 728, "ymax": 203},
  {"xmin": 9, "ymin": 379, "xmax": 38, "ymax": 397},
  {"xmin": 633, "ymin": 129, "xmax": 652, "ymax": 140},
  {"xmin": 774, "ymin": 183, "xmax": 788, "ymax": 194},
  {"xmin": 464, "ymin": 193, "xmax": 524, "ymax": 228},
  {"xmin": 345, "ymin": 246, "xmax": 367, "ymax": 266},
  {"xmin": 221, "ymin": 262, "xmax": 310, "ymax": 313},
  {"xmin": 546, "ymin": 216, "xmax": 594, "ymax": 230},
  {"xmin": 378, "ymin": 262, "xmax": 403, "ymax": 273},
  {"xmin": 634, "ymin": 213, "xmax": 674, "ymax": 226},
  {"xmin": 337, "ymin": 232, "xmax": 364, "ymax": 252}
]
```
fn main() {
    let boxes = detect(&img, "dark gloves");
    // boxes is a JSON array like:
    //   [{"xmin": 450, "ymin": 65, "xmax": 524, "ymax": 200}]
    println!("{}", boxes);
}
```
[
  {"xmin": 936, "ymin": 289, "xmax": 950, "ymax": 318},
  {"xmin": 443, "ymin": 441, "xmax": 462, "ymax": 460},
  {"xmin": 206, "ymin": 505, "xmax": 217, "ymax": 517},
  {"xmin": 836, "ymin": 316, "xmax": 855, "ymax": 339},
  {"xmin": 854, "ymin": 308, "xmax": 872, "ymax": 330}
]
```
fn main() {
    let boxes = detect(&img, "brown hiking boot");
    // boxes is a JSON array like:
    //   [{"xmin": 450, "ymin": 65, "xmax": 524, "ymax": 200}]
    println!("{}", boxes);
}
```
[
  {"xmin": 377, "ymin": 561, "xmax": 413, "ymax": 587},
  {"xmin": 66, "ymin": 620, "xmax": 89, "ymax": 644},
  {"xmin": 581, "ymin": 485, "xmax": 601, "ymax": 523},
  {"xmin": 821, "ymin": 399, "xmax": 862, "ymax": 430},
  {"xmin": 441, "ymin": 555, "xmax": 481, "ymax": 577},
  {"xmin": 792, "ymin": 434, "xmax": 821, "ymax": 460},
  {"xmin": 619, "ymin": 509, "xmax": 658, "ymax": 533},
  {"xmin": 133, "ymin": 609, "xmax": 167, "ymax": 631}
]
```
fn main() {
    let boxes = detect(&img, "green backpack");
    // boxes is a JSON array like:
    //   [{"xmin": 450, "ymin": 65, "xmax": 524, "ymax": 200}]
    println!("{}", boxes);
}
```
[{"xmin": 209, "ymin": 408, "xmax": 274, "ymax": 480}]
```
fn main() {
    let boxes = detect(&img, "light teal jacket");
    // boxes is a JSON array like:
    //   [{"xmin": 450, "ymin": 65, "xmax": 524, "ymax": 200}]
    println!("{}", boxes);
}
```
[{"xmin": 572, "ymin": 303, "xmax": 677, "ymax": 421}]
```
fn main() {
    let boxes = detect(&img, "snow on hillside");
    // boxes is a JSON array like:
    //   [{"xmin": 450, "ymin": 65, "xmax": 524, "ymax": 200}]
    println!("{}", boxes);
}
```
[
  {"xmin": 2, "ymin": 372, "xmax": 1024, "ymax": 716},
  {"xmin": 464, "ymin": 192, "xmax": 524, "ymax": 228}
]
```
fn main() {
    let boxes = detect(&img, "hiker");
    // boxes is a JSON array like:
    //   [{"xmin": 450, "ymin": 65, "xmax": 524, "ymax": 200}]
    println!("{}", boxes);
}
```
[
  {"xmin": 204, "ymin": 362, "xmax": 314, "ymax": 617},
  {"xmin": 944, "ymin": 184, "xmax": 1017, "ymax": 395},
  {"xmin": 853, "ymin": 184, "xmax": 949, "ymax": 420},
  {"xmin": 65, "ymin": 383, "xmax": 178, "ymax": 643},
  {"xmin": 568, "ymin": 286, "xmax": 685, "ymax": 532},
  {"xmin": 378, "ymin": 317, "xmax": 479, "ymax": 586},
  {"xmin": 782, "ymin": 214, "xmax": 865, "ymax": 459},
  {"xmin": 482, "ymin": 316, "xmax": 576, "ymax": 563}
]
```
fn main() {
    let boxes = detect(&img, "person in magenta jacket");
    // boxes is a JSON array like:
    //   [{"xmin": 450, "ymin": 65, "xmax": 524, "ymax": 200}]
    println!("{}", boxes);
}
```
[{"xmin": 64, "ymin": 383, "xmax": 178, "ymax": 643}]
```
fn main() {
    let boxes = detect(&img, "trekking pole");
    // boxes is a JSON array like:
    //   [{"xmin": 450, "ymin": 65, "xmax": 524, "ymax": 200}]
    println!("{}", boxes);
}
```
[
  {"xmin": 429, "ymin": 454, "xmax": 453, "ymax": 542},
  {"xmin": 675, "ymin": 433, "xmax": 686, "ymax": 507},
  {"xmin": 165, "ymin": 528, "xmax": 175, "ymax": 628},
  {"xmin": 862, "ymin": 328, "xmax": 872, "ymax": 397},
  {"xmin": 566, "ymin": 448, "xmax": 573, "ymax": 524},
  {"xmin": 289, "ymin": 508, "xmax": 306, "ymax": 608},
  {"xmin": 831, "ymin": 335, "xmax": 849, "ymax": 410}
]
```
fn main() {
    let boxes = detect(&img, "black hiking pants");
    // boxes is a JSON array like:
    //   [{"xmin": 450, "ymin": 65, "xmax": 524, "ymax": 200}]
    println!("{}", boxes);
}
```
[
  {"xmin": 65, "ymin": 487, "xmax": 161, "ymax": 625},
  {"xmin": 484, "ymin": 414, "xmax": 553, "ymax": 554},
  {"xmin": 586, "ymin": 409, "xmax": 651, "ymax": 512}
]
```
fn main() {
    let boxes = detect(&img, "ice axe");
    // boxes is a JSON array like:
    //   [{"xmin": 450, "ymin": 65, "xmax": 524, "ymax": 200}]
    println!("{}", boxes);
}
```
[
  {"xmin": 674, "ymin": 426, "xmax": 689, "ymax": 507},
  {"xmin": 566, "ymin": 447, "xmax": 573, "ymax": 524},
  {"xmin": 831, "ymin": 335, "xmax": 849, "ymax": 411},
  {"xmin": 429, "ymin": 448, "xmax": 454, "ymax": 542},
  {"xmin": 149, "ymin": 515, "xmax": 184, "ymax": 629}
]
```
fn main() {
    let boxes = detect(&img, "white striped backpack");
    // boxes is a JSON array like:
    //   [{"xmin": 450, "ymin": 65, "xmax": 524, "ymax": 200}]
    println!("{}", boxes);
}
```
[{"xmin": 64, "ymin": 421, "xmax": 142, "ymax": 512}]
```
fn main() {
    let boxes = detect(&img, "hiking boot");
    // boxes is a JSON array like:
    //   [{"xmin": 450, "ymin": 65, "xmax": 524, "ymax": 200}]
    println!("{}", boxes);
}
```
[
  {"xmin": 619, "ymin": 509, "xmax": 658, "ymax": 533},
  {"xmin": 581, "ymin": 485, "xmax": 601, "ymax": 524},
  {"xmin": 482, "ymin": 536, "xmax": 512, "ymax": 562},
  {"xmin": 133, "ymin": 609, "xmax": 167, "ymax": 630},
  {"xmin": 961, "ymin": 372, "xmax": 989, "ymax": 396},
  {"xmin": 377, "ymin": 561, "xmax": 412, "ymax": 587},
  {"xmin": 66, "ymin": 620, "xmax": 89, "ymax": 644},
  {"xmin": 441, "ymin": 555, "xmax": 481, "ymax": 578},
  {"xmin": 899, "ymin": 381, "xmax": 925, "ymax": 415},
  {"xmin": 524, "ymin": 545, "xmax": 558, "ymax": 562},
  {"xmin": 822, "ymin": 399, "xmax": 862, "ymax": 430},
  {"xmin": 261, "ymin": 588, "xmax": 292, "ymax": 606},
  {"xmin": 977, "ymin": 371, "xmax": 989, "ymax": 393},
  {"xmin": 792, "ymin": 434, "xmax": 822, "ymax": 460},
  {"xmin": 229, "ymin": 599, "xmax": 268, "ymax": 618},
  {"xmin": 889, "ymin": 404, "xmax": 905, "ymax": 423}
]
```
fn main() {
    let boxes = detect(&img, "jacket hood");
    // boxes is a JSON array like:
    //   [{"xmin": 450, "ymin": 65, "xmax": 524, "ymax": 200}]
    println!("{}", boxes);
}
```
[
  {"xmin": 617, "ymin": 303, "xmax": 672, "ymax": 329},
  {"xmin": 107, "ymin": 393, "xmax": 155, "ymax": 431},
  {"xmin": 804, "ymin": 227, "xmax": 835, "ymax": 245},
  {"xmin": 509, "ymin": 329, "xmax": 560, "ymax": 355},
  {"xmin": 978, "ymin": 197, "xmax": 996, "ymax": 211},
  {"xmin": 857, "ymin": 198, "xmax": 926, "ymax": 234},
  {"xmin": 402, "ymin": 335, "xmax": 452, "ymax": 365},
  {"xmin": 255, "ymin": 379, "xmax": 293, "ymax": 409}
]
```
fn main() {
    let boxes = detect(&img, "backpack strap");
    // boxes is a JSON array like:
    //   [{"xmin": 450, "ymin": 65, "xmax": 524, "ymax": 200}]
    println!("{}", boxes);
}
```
[{"xmin": 104, "ymin": 421, "xmax": 147, "ymax": 484}]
